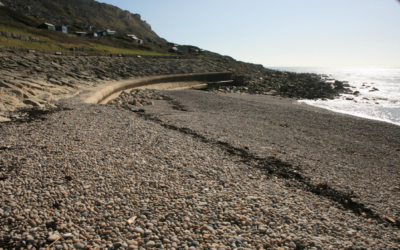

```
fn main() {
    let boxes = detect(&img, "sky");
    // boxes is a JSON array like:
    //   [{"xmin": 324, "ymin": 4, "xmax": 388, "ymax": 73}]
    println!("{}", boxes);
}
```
[{"xmin": 98, "ymin": 0, "xmax": 400, "ymax": 67}]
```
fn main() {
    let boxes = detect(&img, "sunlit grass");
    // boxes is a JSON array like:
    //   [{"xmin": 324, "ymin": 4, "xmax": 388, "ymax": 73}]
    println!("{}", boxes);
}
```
[
  {"xmin": 89, "ymin": 43, "xmax": 171, "ymax": 56},
  {"xmin": 0, "ymin": 24, "xmax": 52, "ymax": 41},
  {"xmin": 0, "ymin": 35, "xmax": 174, "ymax": 56},
  {"xmin": 0, "ymin": 37, "xmax": 73, "ymax": 50},
  {"xmin": 0, "ymin": 23, "xmax": 176, "ymax": 56}
]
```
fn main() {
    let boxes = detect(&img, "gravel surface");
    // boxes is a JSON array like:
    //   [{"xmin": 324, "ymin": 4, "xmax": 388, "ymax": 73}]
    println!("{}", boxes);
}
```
[
  {"xmin": 141, "ymin": 90, "xmax": 400, "ymax": 222},
  {"xmin": 1, "ymin": 91, "xmax": 400, "ymax": 249}
]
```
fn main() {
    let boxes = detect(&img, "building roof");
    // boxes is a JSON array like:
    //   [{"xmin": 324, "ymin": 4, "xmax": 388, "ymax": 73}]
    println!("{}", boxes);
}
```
[
  {"xmin": 100, "ymin": 29, "xmax": 116, "ymax": 33},
  {"xmin": 43, "ymin": 23, "xmax": 55, "ymax": 26}
]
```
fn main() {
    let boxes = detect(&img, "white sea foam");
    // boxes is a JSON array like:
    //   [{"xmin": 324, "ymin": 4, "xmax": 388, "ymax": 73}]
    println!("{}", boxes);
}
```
[{"xmin": 270, "ymin": 67, "xmax": 400, "ymax": 126}]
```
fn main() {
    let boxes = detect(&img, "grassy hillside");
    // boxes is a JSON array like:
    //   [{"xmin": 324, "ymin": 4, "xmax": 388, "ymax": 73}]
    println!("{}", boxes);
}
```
[
  {"xmin": 0, "ymin": 6, "xmax": 172, "ymax": 56},
  {"xmin": 0, "ymin": 0, "xmax": 164, "ymax": 43}
]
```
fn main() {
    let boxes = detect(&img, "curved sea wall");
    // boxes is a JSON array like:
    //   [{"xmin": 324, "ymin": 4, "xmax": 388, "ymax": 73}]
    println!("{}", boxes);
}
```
[
  {"xmin": 0, "ymin": 51, "xmax": 226, "ymax": 115},
  {"xmin": 82, "ymin": 72, "xmax": 233, "ymax": 104}
]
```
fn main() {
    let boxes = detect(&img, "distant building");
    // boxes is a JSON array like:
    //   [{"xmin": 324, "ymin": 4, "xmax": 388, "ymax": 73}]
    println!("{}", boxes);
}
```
[
  {"xmin": 189, "ymin": 48, "xmax": 199, "ymax": 55},
  {"xmin": 55, "ymin": 26, "xmax": 68, "ymax": 34},
  {"xmin": 106, "ymin": 29, "xmax": 116, "ymax": 35},
  {"xmin": 86, "ymin": 32, "xmax": 99, "ymax": 37},
  {"xmin": 127, "ymin": 34, "xmax": 138, "ymax": 40},
  {"xmin": 37, "ymin": 23, "xmax": 56, "ymax": 31},
  {"xmin": 137, "ymin": 39, "xmax": 143, "ymax": 45},
  {"xmin": 169, "ymin": 47, "xmax": 178, "ymax": 53},
  {"xmin": 74, "ymin": 32, "xmax": 87, "ymax": 37},
  {"xmin": 98, "ymin": 29, "xmax": 116, "ymax": 36},
  {"xmin": 97, "ymin": 31, "xmax": 107, "ymax": 36}
]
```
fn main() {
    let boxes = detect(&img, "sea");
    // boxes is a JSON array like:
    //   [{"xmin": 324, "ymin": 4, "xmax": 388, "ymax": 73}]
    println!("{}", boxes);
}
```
[{"xmin": 270, "ymin": 67, "xmax": 400, "ymax": 126}]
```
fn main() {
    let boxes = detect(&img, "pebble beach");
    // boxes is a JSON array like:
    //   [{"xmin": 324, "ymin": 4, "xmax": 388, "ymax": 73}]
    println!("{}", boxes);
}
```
[{"xmin": 1, "ymin": 88, "xmax": 400, "ymax": 249}]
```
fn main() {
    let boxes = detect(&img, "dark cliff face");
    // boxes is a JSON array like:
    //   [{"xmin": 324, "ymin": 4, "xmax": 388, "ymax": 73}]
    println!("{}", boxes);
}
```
[{"xmin": 0, "ymin": 0, "xmax": 163, "ymax": 42}]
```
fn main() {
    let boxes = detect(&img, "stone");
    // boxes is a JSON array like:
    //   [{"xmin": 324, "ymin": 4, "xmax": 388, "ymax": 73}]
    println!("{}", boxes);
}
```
[
  {"xmin": 134, "ymin": 227, "xmax": 144, "ymax": 235},
  {"xmin": 127, "ymin": 216, "xmax": 137, "ymax": 224},
  {"xmin": 12, "ymin": 235, "xmax": 22, "ymax": 241},
  {"xmin": 26, "ymin": 235, "xmax": 34, "ymax": 241},
  {"xmin": 38, "ymin": 93, "xmax": 53, "ymax": 101},
  {"xmin": 292, "ymin": 237, "xmax": 301, "ymax": 243},
  {"xmin": 23, "ymin": 99, "xmax": 42, "ymax": 107},
  {"xmin": 48, "ymin": 234, "xmax": 61, "ymax": 242},
  {"xmin": 63, "ymin": 233, "xmax": 73, "ymax": 238},
  {"xmin": 113, "ymin": 242, "xmax": 123, "ymax": 248},
  {"xmin": 126, "ymin": 240, "xmax": 138, "ymax": 245},
  {"xmin": 145, "ymin": 240, "xmax": 155, "ymax": 248},
  {"xmin": 74, "ymin": 242, "xmax": 84, "ymax": 249},
  {"xmin": 347, "ymin": 230, "xmax": 356, "ymax": 237},
  {"xmin": 14, "ymin": 215, "xmax": 25, "ymax": 220},
  {"xmin": 171, "ymin": 236, "xmax": 180, "ymax": 243}
]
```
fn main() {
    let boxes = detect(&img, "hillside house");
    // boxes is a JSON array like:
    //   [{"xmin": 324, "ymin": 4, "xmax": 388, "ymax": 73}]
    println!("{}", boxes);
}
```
[
  {"xmin": 146, "ymin": 38, "xmax": 157, "ymax": 43},
  {"xmin": 99, "ymin": 29, "xmax": 116, "ymax": 36},
  {"xmin": 74, "ymin": 32, "xmax": 87, "ymax": 37},
  {"xmin": 127, "ymin": 34, "xmax": 138, "ymax": 40},
  {"xmin": 169, "ymin": 47, "xmax": 178, "ymax": 53},
  {"xmin": 37, "ymin": 23, "xmax": 55, "ymax": 31},
  {"xmin": 86, "ymin": 32, "xmax": 99, "ymax": 37},
  {"xmin": 97, "ymin": 31, "xmax": 107, "ymax": 36},
  {"xmin": 146, "ymin": 38, "xmax": 153, "ymax": 42},
  {"xmin": 189, "ymin": 48, "xmax": 199, "ymax": 54},
  {"xmin": 55, "ymin": 26, "xmax": 68, "ymax": 34},
  {"xmin": 137, "ymin": 39, "xmax": 143, "ymax": 45},
  {"xmin": 106, "ymin": 29, "xmax": 116, "ymax": 35}
]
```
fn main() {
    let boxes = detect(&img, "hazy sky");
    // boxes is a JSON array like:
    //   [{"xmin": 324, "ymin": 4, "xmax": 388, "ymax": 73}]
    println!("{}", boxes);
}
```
[{"xmin": 98, "ymin": 0, "xmax": 400, "ymax": 67}]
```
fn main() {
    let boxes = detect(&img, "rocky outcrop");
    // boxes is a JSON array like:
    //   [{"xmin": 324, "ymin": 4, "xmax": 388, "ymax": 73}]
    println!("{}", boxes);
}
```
[
  {"xmin": 244, "ymin": 72, "xmax": 350, "ymax": 99},
  {"xmin": 0, "ymin": 51, "xmax": 224, "ymax": 119},
  {"xmin": 212, "ymin": 71, "xmax": 351, "ymax": 100},
  {"xmin": 203, "ymin": 53, "xmax": 351, "ymax": 100}
]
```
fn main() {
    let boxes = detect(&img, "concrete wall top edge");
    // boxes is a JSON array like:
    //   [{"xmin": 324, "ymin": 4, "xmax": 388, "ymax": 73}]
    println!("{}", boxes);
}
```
[{"xmin": 82, "ymin": 72, "xmax": 232, "ymax": 104}]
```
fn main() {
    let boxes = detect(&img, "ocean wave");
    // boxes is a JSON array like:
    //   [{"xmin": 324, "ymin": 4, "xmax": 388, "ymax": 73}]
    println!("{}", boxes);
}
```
[{"xmin": 274, "ymin": 67, "xmax": 400, "ymax": 126}]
